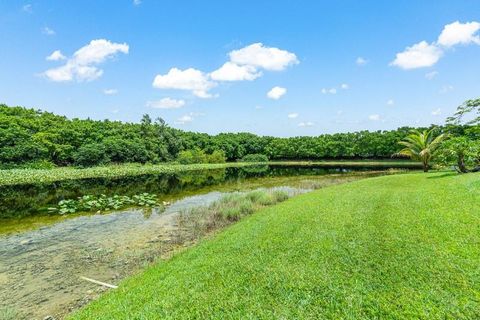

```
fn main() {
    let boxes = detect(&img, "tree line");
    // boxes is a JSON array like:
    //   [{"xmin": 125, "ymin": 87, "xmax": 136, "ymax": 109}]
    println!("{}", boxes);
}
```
[{"xmin": 0, "ymin": 104, "xmax": 476, "ymax": 168}]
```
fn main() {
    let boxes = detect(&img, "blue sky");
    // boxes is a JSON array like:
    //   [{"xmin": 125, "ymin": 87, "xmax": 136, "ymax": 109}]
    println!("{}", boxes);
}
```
[{"xmin": 1, "ymin": 1, "xmax": 479, "ymax": 136}]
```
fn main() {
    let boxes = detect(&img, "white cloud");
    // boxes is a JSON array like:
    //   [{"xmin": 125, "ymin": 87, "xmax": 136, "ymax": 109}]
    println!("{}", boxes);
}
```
[
  {"xmin": 210, "ymin": 62, "xmax": 261, "ymax": 81},
  {"xmin": 341, "ymin": 83, "xmax": 349, "ymax": 89},
  {"xmin": 439, "ymin": 85, "xmax": 454, "ymax": 94},
  {"xmin": 391, "ymin": 41, "xmax": 442, "ymax": 69},
  {"xmin": 437, "ymin": 21, "xmax": 480, "ymax": 47},
  {"xmin": 46, "ymin": 50, "xmax": 66, "ymax": 61},
  {"xmin": 175, "ymin": 112, "xmax": 202, "ymax": 125},
  {"xmin": 133, "ymin": 0, "xmax": 142, "ymax": 5},
  {"xmin": 267, "ymin": 86, "xmax": 286, "ymax": 100},
  {"xmin": 431, "ymin": 108, "xmax": 442, "ymax": 116},
  {"xmin": 176, "ymin": 115, "xmax": 193, "ymax": 124},
  {"xmin": 392, "ymin": 21, "xmax": 480, "ymax": 70},
  {"xmin": 22, "ymin": 4, "xmax": 32, "ymax": 13},
  {"xmin": 369, "ymin": 114, "xmax": 381, "ymax": 121},
  {"xmin": 103, "ymin": 88, "xmax": 118, "ymax": 95},
  {"xmin": 229, "ymin": 43, "xmax": 298, "ymax": 71},
  {"xmin": 153, "ymin": 67, "xmax": 216, "ymax": 98},
  {"xmin": 356, "ymin": 57, "xmax": 368, "ymax": 66},
  {"xmin": 425, "ymin": 71, "xmax": 438, "ymax": 80},
  {"xmin": 387, "ymin": 99, "xmax": 394, "ymax": 106},
  {"xmin": 42, "ymin": 27, "xmax": 55, "ymax": 36},
  {"xmin": 147, "ymin": 98, "xmax": 185, "ymax": 109},
  {"xmin": 298, "ymin": 121, "xmax": 314, "ymax": 127},
  {"xmin": 44, "ymin": 39, "xmax": 129, "ymax": 82},
  {"xmin": 321, "ymin": 88, "xmax": 337, "ymax": 94},
  {"xmin": 153, "ymin": 43, "xmax": 298, "ymax": 98},
  {"xmin": 287, "ymin": 113, "xmax": 298, "ymax": 119}
]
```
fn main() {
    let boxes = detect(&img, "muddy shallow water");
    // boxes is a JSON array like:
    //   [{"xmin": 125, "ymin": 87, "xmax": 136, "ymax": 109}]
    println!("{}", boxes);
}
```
[{"xmin": 0, "ymin": 166, "xmax": 403, "ymax": 319}]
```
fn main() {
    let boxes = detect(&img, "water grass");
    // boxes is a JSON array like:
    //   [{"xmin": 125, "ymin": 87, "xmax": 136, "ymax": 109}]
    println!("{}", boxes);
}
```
[
  {"xmin": 0, "ymin": 160, "xmax": 420, "ymax": 186},
  {"xmin": 175, "ymin": 189, "xmax": 293, "ymax": 243}
]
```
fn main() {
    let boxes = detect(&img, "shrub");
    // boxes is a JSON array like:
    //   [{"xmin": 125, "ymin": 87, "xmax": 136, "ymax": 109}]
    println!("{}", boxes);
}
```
[
  {"xmin": 177, "ymin": 149, "xmax": 208, "ymax": 164},
  {"xmin": 207, "ymin": 150, "xmax": 226, "ymax": 163},
  {"xmin": 241, "ymin": 154, "xmax": 269, "ymax": 162},
  {"xmin": 73, "ymin": 143, "xmax": 109, "ymax": 167},
  {"xmin": 178, "ymin": 149, "xmax": 226, "ymax": 164}
]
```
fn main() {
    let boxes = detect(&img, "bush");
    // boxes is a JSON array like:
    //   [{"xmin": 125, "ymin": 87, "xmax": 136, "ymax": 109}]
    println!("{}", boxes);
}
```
[
  {"xmin": 241, "ymin": 154, "xmax": 269, "ymax": 162},
  {"xmin": 207, "ymin": 150, "xmax": 226, "ymax": 163},
  {"xmin": 177, "ymin": 149, "xmax": 226, "ymax": 164},
  {"xmin": 73, "ymin": 143, "xmax": 109, "ymax": 167},
  {"xmin": 177, "ymin": 149, "xmax": 206, "ymax": 164}
]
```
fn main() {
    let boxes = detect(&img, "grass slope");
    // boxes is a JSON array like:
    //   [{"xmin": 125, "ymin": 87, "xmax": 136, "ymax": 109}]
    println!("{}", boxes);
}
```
[
  {"xmin": 0, "ymin": 160, "xmax": 420, "ymax": 186},
  {"xmin": 71, "ymin": 172, "xmax": 480, "ymax": 319}
]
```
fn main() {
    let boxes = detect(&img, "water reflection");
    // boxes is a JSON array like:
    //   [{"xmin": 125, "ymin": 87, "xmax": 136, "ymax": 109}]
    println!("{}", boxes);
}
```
[{"xmin": 0, "ymin": 165, "xmax": 375, "ymax": 220}]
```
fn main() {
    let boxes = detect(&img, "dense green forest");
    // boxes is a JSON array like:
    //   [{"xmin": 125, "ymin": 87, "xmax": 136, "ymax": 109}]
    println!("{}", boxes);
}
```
[{"xmin": 0, "ymin": 104, "xmax": 475, "ymax": 168}]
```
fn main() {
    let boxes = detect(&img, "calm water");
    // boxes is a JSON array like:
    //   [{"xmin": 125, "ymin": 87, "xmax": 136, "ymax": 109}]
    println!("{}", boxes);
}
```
[
  {"xmin": 0, "ymin": 165, "xmax": 405, "ymax": 319},
  {"xmin": 0, "ymin": 165, "xmax": 387, "ymax": 220}
]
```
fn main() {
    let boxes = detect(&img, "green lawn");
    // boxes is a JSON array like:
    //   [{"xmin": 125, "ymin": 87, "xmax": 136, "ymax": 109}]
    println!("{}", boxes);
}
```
[
  {"xmin": 0, "ymin": 160, "xmax": 420, "ymax": 186},
  {"xmin": 72, "ymin": 172, "xmax": 480, "ymax": 319}
]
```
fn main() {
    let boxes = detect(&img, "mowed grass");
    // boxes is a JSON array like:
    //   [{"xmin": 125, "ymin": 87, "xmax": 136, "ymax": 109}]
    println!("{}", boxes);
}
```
[{"xmin": 71, "ymin": 172, "xmax": 480, "ymax": 319}]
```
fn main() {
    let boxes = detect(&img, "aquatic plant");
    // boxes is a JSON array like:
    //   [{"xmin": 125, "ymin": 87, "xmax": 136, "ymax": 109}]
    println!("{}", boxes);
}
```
[
  {"xmin": 177, "ymin": 189, "xmax": 292, "ymax": 238},
  {"xmin": 48, "ymin": 193, "xmax": 159, "ymax": 214},
  {"xmin": 0, "ymin": 162, "xmax": 257, "ymax": 186}
]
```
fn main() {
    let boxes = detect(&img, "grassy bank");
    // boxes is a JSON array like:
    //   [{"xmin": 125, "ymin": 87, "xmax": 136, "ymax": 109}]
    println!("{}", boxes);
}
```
[
  {"xmin": 0, "ymin": 160, "xmax": 420, "ymax": 186},
  {"xmin": 72, "ymin": 172, "xmax": 480, "ymax": 319}
]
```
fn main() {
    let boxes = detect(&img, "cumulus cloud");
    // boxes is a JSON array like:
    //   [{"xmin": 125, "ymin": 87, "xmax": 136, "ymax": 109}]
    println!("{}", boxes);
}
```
[
  {"xmin": 210, "ymin": 62, "xmax": 261, "ymax": 81},
  {"xmin": 431, "ymin": 108, "xmax": 442, "ymax": 116},
  {"xmin": 229, "ymin": 43, "xmax": 298, "ymax": 71},
  {"xmin": 369, "ymin": 114, "xmax": 381, "ymax": 121},
  {"xmin": 387, "ymin": 99, "xmax": 394, "ymax": 106},
  {"xmin": 42, "ymin": 27, "xmax": 55, "ymax": 36},
  {"xmin": 341, "ymin": 83, "xmax": 349, "ymax": 89},
  {"xmin": 390, "ymin": 41, "xmax": 442, "ymax": 69},
  {"xmin": 153, "ymin": 68, "xmax": 216, "ymax": 98},
  {"xmin": 46, "ymin": 50, "xmax": 66, "ymax": 61},
  {"xmin": 153, "ymin": 43, "xmax": 298, "ymax": 98},
  {"xmin": 103, "ymin": 88, "xmax": 118, "ymax": 95},
  {"xmin": 133, "ymin": 0, "xmax": 142, "ymax": 5},
  {"xmin": 287, "ymin": 113, "xmax": 298, "ymax": 119},
  {"xmin": 437, "ymin": 21, "xmax": 480, "ymax": 47},
  {"xmin": 298, "ymin": 121, "xmax": 314, "ymax": 127},
  {"xmin": 267, "ymin": 86, "xmax": 287, "ymax": 100},
  {"xmin": 43, "ymin": 39, "xmax": 129, "ymax": 82},
  {"xmin": 392, "ymin": 21, "xmax": 480, "ymax": 70},
  {"xmin": 147, "ymin": 97, "xmax": 186, "ymax": 109},
  {"xmin": 356, "ymin": 57, "xmax": 368, "ymax": 66}
]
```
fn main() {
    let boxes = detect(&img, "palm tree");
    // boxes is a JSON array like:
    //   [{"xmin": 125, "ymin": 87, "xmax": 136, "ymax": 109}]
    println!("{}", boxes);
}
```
[{"xmin": 398, "ymin": 129, "xmax": 447, "ymax": 172}]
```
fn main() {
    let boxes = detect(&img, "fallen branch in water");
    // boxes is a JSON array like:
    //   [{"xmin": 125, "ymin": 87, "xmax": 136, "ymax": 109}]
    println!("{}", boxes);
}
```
[{"xmin": 80, "ymin": 276, "xmax": 118, "ymax": 289}]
